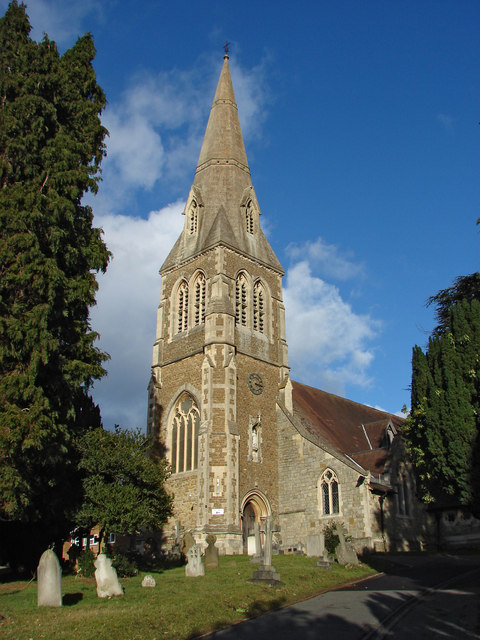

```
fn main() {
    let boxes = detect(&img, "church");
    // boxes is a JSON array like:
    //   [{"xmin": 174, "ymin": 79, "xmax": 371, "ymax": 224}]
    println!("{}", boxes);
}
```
[{"xmin": 147, "ymin": 54, "xmax": 429, "ymax": 555}]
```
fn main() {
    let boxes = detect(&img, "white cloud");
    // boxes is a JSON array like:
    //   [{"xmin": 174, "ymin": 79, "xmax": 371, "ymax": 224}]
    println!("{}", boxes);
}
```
[
  {"xmin": 284, "ymin": 258, "xmax": 380, "ymax": 396},
  {"xmin": 286, "ymin": 237, "xmax": 364, "ymax": 281},
  {"xmin": 90, "ymin": 203, "xmax": 184, "ymax": 429}
]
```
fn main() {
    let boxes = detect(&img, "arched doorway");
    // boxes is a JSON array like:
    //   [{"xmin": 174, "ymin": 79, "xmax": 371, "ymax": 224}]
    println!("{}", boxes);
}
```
[{"xmin": 240, "ymin": 490, "xmax": 271, "ymax": 553}]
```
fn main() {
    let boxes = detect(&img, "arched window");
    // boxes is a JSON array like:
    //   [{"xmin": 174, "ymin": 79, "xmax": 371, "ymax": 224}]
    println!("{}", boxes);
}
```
[
  {"xmin": 235, "ymin": 273, "xmax": 248, "ymax": 326},
  {"xmin": 246, "ymin": 200, "xmax": 254, "ymax": 234},
  {"xmin": 253, "ymin": 281, "xmax": 265, "ymax": 333},
  {"xmin": 193, "ymin": 273, "xmax": 206, "ymax": 325},
  {"xmin": 177, "ymin": 280, "xmax": 189, "ymax": 333},
  {"xmin": 320, "ymin": 469, "xmax": 339, "ymax": 515},
  {"xmin": 170, "ymin": 394, "xmax": 199, "ymax": 474},
  {"xmin": 396, "ymin": 474, "xmax": 411, "ymax": 516},
  {"xmin": 188, "ymin": 199, "xmax": 198, "ymax": 234}
]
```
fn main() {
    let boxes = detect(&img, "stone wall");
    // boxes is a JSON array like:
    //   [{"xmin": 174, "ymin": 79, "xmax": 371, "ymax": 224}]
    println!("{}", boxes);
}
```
[{"xmin": 277, "ymin": 407, "xmax": 374, "ymax": 550}]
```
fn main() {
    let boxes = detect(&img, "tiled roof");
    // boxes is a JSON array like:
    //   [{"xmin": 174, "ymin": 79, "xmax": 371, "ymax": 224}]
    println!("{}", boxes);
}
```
[{"xmin": 291, "ymin": 380, "xmax": 403, "ymax": 475}]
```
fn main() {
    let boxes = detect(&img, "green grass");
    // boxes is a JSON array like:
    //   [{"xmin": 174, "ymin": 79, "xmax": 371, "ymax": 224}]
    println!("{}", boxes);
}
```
[{"xmin": 0, "ymin": 555, "xmax": 377, "ymax": 640}]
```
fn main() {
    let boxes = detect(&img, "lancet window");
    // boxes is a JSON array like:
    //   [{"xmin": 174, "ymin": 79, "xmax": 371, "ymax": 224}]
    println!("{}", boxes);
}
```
[
  {"xmin": 246, "ymin": 200, "xmax": 254, "ymax": 234},
  {"xmin": 193, "ymin": 273, "xmax": 206, "ymax": 326},
  {"xmin": 177, "ymin": 280, "xmax": 189, "ymax": 333},
  {"xmin": 170, "ymin": 394, "xmax": 199, "ymax": 474},
  {"xmin": 253, "ymin": 281, "xmax": 265, "ymax": 333},
  {"xmin": 188, "ymin": 199, "xmax": 198, "ymax": 234},
  {"xmin": 320, "ymin": 469, "xmax": 340, "ymax": 515},
  {"xmin": 235, "ymin": 273, "xmax": 248, "ymax": 326},
  {"xmin": 396, "ymin": 475, "xmax": 411, "ymax": 516}
]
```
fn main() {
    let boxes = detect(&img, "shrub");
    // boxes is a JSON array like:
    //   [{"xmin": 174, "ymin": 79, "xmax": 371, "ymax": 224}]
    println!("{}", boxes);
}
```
[
  {"xmin": 77, "ymin": 549, "xmax": 96, "ymax": 577},
  {"xmin": 323, "ymin": 521, "xmax": 352, "ymax": 554},
  {"xmin": 109, "ymin": 549, "xmax": 138, "ymax": 577}
]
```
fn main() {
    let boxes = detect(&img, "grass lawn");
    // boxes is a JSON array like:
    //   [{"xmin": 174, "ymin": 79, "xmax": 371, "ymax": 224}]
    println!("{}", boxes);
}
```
[{"xmin": 0, "ymin": 555, "xmax": 377, "ymax": 640}]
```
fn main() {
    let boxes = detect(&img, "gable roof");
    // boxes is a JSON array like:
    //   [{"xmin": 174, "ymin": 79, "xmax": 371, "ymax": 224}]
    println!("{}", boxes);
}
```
[{"xmin": 291, "ymin": 380, "xmax": 403, "ymax": 476}]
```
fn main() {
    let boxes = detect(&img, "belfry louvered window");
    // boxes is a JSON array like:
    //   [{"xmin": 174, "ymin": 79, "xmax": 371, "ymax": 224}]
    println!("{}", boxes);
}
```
[
  {"xmin": 193, "ymin": 273, "xmax": 206, "ymax": 325},
  {"xmin": 189, "ymin": 200, "xmax": 198, "ymax": 234},
  {"xmin": 235, "ymin": 273, "xmax": 248, "ymax": 326},
  {"xmin": 170, "ymin": 394, "xmax": 199, "ymax": 473},
  {"xmin": 321, "ymin": 469, "xmax": 339, "ymax": 515},
  {"xmin": 246, "ymin": 200, "xmax": 254, "ymax": 234},
  {"xmin": 253, "ymin": 281, "xmax": 265, "ymax": 333},
  {"xmin": 177, "ymin": 281, "xmax": 189, "ymax": 333}
]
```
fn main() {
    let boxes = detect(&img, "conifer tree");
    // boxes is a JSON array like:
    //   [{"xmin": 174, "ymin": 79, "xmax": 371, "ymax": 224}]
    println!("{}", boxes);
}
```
[
  {"xmin": 0, "ymin": 1, "xmax": 110, "ymax": 559},
  {"xmin": 403, "ymin": 280, "xmax": 480, "ymax": 509}
]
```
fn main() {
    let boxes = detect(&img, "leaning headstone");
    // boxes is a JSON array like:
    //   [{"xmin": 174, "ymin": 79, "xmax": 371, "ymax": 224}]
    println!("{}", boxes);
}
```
[
  {"xmin": 248, "ymin": 516, "xmax": 283, "ymax": 586},
  {"xmin": 334, "ymin": 522, "xmax": 359, "ymax": 566},
  {"xmin": 185, "ymin": 544, "xmax": 205, "ymax": 577},
  {"xmin": 180, "ymin": 531, "xmax": 195, "ymax": 556},
  {"xmin": 204, "ymin": 534, "xmax": 219, "ymax": 569},
  {"xmin": 250, "ymin": 521, "xmax": 263, "ymax": 564},
  {"xmin": 142, "ymin": 574, "xmax": 156, "ymax": 588},
  {"xmin": 37, "ymin": 549, "xmax": 62, "ymax": 607},
  {"xmin": 94, "ymin": 554, "xmax": 124, "ymax": 598}
]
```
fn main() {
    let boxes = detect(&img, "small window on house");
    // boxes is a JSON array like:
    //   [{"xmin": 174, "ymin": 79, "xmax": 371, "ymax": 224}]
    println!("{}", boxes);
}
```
[
  {"xmin": 193, "ymin": 273, "xmax": 206, "ymax": 325},
  {"xmin": 177, "ymin": 280, "xmax": 189, "ymax": 333},
  {"xmin": 320, "ymin": 469, "xmax": 340, "ymax": 515},
  {"xmin": 235, "ymin": 273, "xmax": 248, "ymax": 326},
  {"xmin": 108, "ymin": 532, "xmax": 116, "ymax": 544},
  {"xmin": 246, "ymin": 200, "xmax": 254, "ymax": 234},
  {"xmin": 253, "ymin": 281, "xmax": 265, "ymax": 333},
  {"xmin": 170, "ymin": 393, "xmax": 200, "ymax": 474}
]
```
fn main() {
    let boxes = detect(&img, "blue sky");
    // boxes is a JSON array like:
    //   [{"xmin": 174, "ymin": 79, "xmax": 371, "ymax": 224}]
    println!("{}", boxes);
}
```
[{"xmin": 6, "ymin": 0, "xmax": 479, "ymax": 428}]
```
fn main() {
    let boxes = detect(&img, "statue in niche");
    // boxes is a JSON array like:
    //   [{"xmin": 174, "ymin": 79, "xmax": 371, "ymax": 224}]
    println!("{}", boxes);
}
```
[{"xmin": 250, "ymin": 414, "xmax": 261, "ymax": 462}]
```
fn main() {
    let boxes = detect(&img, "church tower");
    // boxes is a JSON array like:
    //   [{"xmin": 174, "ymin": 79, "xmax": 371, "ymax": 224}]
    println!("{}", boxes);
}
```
[{"xmin": 148, "ymin": 53, "xmax": 290, "ymax": 553}]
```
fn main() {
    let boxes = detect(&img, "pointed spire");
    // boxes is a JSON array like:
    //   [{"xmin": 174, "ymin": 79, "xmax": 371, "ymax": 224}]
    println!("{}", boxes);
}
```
[
  {"xmin": 161, "ymin": 53, "xmax": 283, "ymax": 275},
  {"xmin": 195, "ymin": 55, "xmax": 249, "ymax": 176}
]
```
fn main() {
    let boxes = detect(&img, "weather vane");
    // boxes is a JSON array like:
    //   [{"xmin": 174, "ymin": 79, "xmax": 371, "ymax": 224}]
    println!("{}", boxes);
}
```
[{"xmin": 224, "ymin": 41, "xmax": 230, "ymax": 56}]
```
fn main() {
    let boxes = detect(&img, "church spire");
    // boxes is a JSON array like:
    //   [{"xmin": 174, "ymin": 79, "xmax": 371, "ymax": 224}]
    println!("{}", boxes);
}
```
[
  {"xmin": 161, "ymin": 54, "xmax": 283, "ymax": 275},
  {"xmin": 195, "ymin": 54, "xmax": 249, "ymax": 177}
]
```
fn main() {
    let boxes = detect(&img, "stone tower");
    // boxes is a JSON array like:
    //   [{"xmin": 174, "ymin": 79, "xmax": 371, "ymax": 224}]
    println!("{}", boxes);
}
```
[{"xmin": 148, "ymin": 54, "xmax": 290, "ymax": 554}]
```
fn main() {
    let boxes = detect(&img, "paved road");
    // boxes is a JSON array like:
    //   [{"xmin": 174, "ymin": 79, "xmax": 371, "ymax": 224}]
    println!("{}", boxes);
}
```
[{"xmin": 207, "ymin": 555, "xmax": 480, "ymax": 639}]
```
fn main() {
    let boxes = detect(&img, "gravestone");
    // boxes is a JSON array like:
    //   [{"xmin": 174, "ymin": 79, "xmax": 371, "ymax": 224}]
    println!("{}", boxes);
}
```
[
  {"xmin": 185, "ymin": 544, "xmax": 205, "ymax": 577},
  {"xmin": 334, "ymin": 522, "xmax": 359, "ymax": 566},
  {"xmin": 248, "ymin": 516, "xmax": 283, "ymax": 586},
  {"xmin": 316, "ymin": 548, "xmax": 332, "ymax": 570},
  {"xmin": 94, "ymin": 554, "xmax": 124, "ymax": 598},
  {"xmin": 142, "ymin": 574, "xmax": 156, "ymax": 588},
  {"xmin": 204, "ymin": 534, "xmax": 219, "ymax": 569},
  {"xmin": 306, "ymin": 534, "xmax": 324, "ymax": 558},
  {"xmin": 250, "ymin": 521, "xmax": 263, "ymax": 564},
  {"xmin": 37, "ymin": 549, "xmax": 62, "ymax": 607}
]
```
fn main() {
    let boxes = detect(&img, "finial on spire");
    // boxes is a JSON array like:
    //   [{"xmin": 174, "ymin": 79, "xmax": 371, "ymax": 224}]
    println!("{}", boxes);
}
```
[{"xmin": 224, "ymin": 40, "xmax": 230, "ymax": 59}]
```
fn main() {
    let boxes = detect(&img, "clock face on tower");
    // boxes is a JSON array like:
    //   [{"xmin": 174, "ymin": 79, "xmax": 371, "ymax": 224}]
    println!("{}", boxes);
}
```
[{"xmin": 248, "ymin": 373, "xmax": 264, "ymax": 395}]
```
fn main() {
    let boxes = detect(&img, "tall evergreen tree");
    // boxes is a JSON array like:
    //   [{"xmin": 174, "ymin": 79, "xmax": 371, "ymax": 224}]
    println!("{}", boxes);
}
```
[
  {"xmin": 403, "ymin": 279, "xmax": 480, "ymax": 509},
  {"xmin": 0, "ymin": 1, "xmax": 109, "ymax": 561}
]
